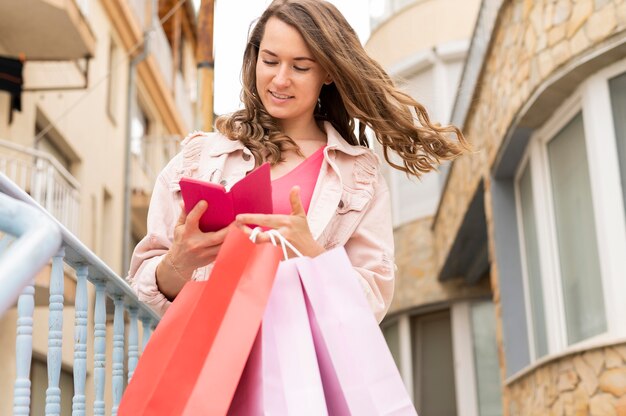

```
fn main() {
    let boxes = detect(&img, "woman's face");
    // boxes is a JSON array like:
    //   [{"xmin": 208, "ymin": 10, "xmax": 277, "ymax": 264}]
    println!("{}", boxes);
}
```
[{"xmin": 256, "ymin": 17, "xmax": 330, "ymax": 131}]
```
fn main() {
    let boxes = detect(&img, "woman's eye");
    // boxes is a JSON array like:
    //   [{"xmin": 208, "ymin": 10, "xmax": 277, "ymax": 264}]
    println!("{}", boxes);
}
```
[
  {"xmin": 262, "ymin": 60, "xmax": 278, "ymax": 66},
  {"xmin": 294, "ymin": 66, "xmax": 310, "ymax": 72}
]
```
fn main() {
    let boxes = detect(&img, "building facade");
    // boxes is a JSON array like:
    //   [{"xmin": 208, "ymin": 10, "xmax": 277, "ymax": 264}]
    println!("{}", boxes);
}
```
[
  {"xmin": 366, "ymin": 1, "xmax": 504, "ymax": 415},
  {"xmin": 434, "ymin": 0, "xmax": 626, "ymax": 414},
  {"xmin": 0, "ymin": 0, "xmax": 197, "ymax": 413}
]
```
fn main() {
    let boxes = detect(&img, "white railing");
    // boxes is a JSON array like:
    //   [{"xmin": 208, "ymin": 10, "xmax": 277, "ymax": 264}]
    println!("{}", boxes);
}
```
[
  {"xmin": 0, "ymin": 140, "xmax": 81, "ymax": 235},
  {"xmin": 0, "ymin": 173, "xmax": 160, "ymax": 416}
]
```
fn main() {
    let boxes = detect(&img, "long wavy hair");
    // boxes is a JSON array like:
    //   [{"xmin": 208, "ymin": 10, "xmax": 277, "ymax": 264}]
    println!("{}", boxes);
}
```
[{"xmin": 215, "ymin": 0, "xmax": 468, "ymax": 177}]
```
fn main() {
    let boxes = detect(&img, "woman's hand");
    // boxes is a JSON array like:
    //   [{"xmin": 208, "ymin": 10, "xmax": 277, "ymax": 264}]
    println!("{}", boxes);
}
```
[
  {"xmin": 167, "ymin": 200, "xmax": 229, "ymax": 280},
  {"xmin": 156, "ymin": 200, "xmax": 229, "ymax": 301},
  {"xmin": 236, "ymin": 186, "xmax": 325, "ymax": 258}
]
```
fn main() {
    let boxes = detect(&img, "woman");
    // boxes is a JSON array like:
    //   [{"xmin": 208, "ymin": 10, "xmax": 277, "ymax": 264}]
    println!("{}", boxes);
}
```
[{"xmin": 127, "ymin": 0, "xmax": 467, "ymax": 323}]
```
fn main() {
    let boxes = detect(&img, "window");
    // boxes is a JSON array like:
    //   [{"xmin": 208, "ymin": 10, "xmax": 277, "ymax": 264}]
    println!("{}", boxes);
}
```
[
  {"xmin": 610, "ymin": 72, "xmax": 626, "ymax": 220},
  {"xmin": 517, "ymin": 163, "xmax": 548, "ymax": 358},
  {"xmin": 107, "ymin": 39, "xmax": 121, "ymax": 122},
  {"xmin": 411, "ymin": 311, "xmax": 457, "ymax": 416},
  {"xmin": 546, "ymin": 113, "xmax": 605, "ymax": 344},
  {"xmin": 513, "ymin": 62, "xmax": 626, "ymax": 364},
  {"xmin": 470, "ymin": 301, "xmax": 502, "ymax": 416}
]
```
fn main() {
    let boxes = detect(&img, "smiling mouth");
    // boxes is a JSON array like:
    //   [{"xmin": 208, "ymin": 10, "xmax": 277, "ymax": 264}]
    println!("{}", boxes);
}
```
[{"xmin": 270, "ymin": 91, "xmax": 294, "ymax": 99}]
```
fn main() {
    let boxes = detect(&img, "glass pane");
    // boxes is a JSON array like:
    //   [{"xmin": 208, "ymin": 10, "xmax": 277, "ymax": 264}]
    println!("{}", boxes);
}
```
[
  {"xmin": 382, "ymin": 321, "xmax": 402, "ymax": 371},
  {"xmin": 411, "ymin": 311, "xmax": 457, "ymax": 416},
  {"xmin": 609, "ymin": 72, "xmax": 626, "ymax": 220},
  {"xmin": 471, "ymin": 301, "xmax": 503, "ymax": 416},
  {"xmin": 547, "ymin": 113, "xmax": 606, "ymax": 344},
  {"xmin": 518, "ymin": 163, "xmax": 548, "ymax": 358}
]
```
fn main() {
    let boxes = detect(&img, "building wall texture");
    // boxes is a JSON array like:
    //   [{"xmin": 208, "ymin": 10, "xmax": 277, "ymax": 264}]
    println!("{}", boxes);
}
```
[{"xmin": 508, "ymin": 343, "xmax": 626, "ymax": 415}]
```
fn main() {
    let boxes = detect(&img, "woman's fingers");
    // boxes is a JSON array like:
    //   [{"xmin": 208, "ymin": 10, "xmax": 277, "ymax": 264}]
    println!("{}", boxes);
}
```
[
  {"xmin": 176, "ymin": 201, "xmax": 188, "ymax": 226},
  {"xmin": 236, "ymin": 213, "xmax": 290, "ymax": 229},
  {"xmin": 185, "ymin": 200, "xmax": 208, "ymax": 229},
  {"xmin": 289, "ymin": 186, "xmax": 306, "ymax": 216}
]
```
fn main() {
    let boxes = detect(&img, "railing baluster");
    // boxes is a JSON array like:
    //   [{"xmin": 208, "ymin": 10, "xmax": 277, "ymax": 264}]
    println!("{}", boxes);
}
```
[
  {"xmin": 112, "ymin": 295, "xmax": 125, "ymax": 415},
  {"xmin": 46, "ymin": 248, "xmax": 65, "ymax": 416},
  {"xmin": 127, "ymin": 307, "xmax": 139, "ymax": 382},
  {"xmin": 13, "ymin": 281, "xmax": 35, "ymax": 416},
  {"xmin": 93, "ymin": 282, "xmax": 106, "ymax": 416},
  {"xmin": 141, "ymin": 316, "xmax": 153, "ymax": 351},
  {"xmin": 72, "ymin": 265, "xmax": 88, "ymax": 416}
]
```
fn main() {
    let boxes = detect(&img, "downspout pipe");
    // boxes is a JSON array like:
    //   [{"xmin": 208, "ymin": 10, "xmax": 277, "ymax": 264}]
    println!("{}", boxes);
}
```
[{"xmin": 122, "ymin": 0, "xmax": 157, "ymax": 276}]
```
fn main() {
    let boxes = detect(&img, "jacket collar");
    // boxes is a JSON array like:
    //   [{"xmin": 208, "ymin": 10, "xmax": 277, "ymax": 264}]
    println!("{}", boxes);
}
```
[{"xmin": 323, "ymin": 121, "xmax": 371, "ymax": 157}]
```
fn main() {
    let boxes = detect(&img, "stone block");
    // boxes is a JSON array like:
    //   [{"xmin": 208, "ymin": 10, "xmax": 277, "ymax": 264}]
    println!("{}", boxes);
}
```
[
  {"xmin": 558, "ymin": 369, "xmax": 580, "ymax": 392},
  {"xmin": 589, "ymin": 393, "xmax": 617, "ymax": 416},
  {"xmin": 606, "ymin": 348, "xmax": 623, "ymax": 369},
  {"xmin": 570, "ymin": 26, "xmax": 591, "ymax": 56},
  {"xmin": 551, "ymin": 40, "xmax": 571, "ymax": 68},
  {"xmin": 553, "ymin": 0, "xmax": 572, "ymax": 25},
  {"xmin": 573, "ymin": 385, "xmax": 590, "ymax": 416},
  {"xmin": 574, "ymin": 354, "xmax": 599, "ymax": 395},
  {"xmin": 548, "ymin": 25, "xmax": 566, "ymax": 47},
  {"xmin": 567, "ymin": 0, "xmax": 594, "ymax": 37},
  {"xmin": 615, "ymin": 345, "xmax": 626, "ymax": 363},
  {"xmin": 583, "ymin": 349, "xmax": 605, "ymax": 375},
  {"xmin": 538, "ymin": 50, "xmax": 554, "ymax": 79},
  {"xmin": 599, "ymin": 367, "xmax": 626, "ymax": 396},
  {"xmin": 586, "ymin": 3, "xmax": 617, "ymax": 42},
  {"xmin": 617, "ymin": 395, "xmax": 626, "ymax": 416}
]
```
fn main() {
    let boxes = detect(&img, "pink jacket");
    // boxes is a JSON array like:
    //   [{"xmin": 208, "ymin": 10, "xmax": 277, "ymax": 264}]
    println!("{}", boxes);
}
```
[{"xmin": 127, "ymin": 122, "xmax": 395, "ymax": 322}]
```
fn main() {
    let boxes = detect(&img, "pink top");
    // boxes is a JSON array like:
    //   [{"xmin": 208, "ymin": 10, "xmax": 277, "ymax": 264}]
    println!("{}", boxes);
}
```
[{"xmin": 272, "ymin": 146, "xmax": 325, "ymax": 215}]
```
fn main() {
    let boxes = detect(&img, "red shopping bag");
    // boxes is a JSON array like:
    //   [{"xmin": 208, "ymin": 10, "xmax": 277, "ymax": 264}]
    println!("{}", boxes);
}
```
[
  {"xmin": 297, "ymin": 248, "xmax": 418, "ymax": 416},
  {"xmin": 228, "ymin": 260, "xmax": 328, "ymax": 415},
  {"xmin": 118, "ymin": 226, "xmax": 282, "ymax": 416}
]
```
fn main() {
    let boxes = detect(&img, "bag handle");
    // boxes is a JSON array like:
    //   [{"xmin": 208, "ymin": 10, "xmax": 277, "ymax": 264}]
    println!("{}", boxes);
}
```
[{"xmin": 249, "ymin": 228, "xmax": 304, "ymax": 260}]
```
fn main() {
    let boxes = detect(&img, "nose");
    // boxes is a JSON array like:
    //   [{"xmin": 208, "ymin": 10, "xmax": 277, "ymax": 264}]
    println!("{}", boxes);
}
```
[{"xmin": 273, "ymin": 64, "xmax": 291, "ymax": 88}]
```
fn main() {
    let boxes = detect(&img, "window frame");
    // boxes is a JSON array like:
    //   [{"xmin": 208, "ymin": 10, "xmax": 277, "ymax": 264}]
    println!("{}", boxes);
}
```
[{"xmin": 514, "ymin": 58, "xmax": 626, "ymax": 364}]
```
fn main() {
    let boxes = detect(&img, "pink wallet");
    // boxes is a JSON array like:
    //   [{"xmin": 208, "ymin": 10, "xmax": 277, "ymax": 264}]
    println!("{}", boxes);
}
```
[{"xmin": 179, "ymin": 163, "xmax": 273, "ymax": 232}]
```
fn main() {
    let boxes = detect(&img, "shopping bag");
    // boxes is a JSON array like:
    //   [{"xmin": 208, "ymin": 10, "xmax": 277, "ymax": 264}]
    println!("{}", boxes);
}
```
[
  {"xmin": 228, "ymin": 259, "xmax": 328, "ymax": 415},
  {"xmin": 297, "ymin": 247, "xmax": 418, "ymax": 416},
  {"xmin": 118, "ymin": 226, "xmax": 283, "ymax": 416}
]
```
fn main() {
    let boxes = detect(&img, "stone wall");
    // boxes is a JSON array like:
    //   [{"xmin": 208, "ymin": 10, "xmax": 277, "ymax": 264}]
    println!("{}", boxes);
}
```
[
  {"xmin": 388, "ymin": 217, "xmax": 491, "ymax": 316},
  {"xmin": 508, "ymin": 343, "xmax": 626, "ymax": 415},
  {"xmin": 434, "ymin": 0, "xmax": 626, "ymax": 277}
]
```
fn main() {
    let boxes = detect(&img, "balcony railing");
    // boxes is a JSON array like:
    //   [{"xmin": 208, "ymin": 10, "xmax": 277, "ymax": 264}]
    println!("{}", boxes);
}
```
[
  {"xmin": 0, "ymin": 173, "xmax": 160, "ymax": 415},
  {"xmin": 0, "ymin": 140, "xmax": 81, "ymax": 235}
]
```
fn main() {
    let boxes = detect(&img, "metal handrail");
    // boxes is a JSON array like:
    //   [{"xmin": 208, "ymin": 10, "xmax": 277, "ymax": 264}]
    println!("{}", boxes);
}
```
[
  {"xmin": 0, "ymin": 194, "xmax": 62, "ymax": 315},
  {"xmin": 0, "ymin": 172, "xmax": 160, "ymax": 416}
]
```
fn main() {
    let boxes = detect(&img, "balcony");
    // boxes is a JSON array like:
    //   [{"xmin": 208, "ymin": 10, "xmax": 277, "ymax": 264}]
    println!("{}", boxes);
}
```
[
  {"xmin": 0, "ymin": 0, "xmax": 95, "ymax": 60},
  {"xmin": 0, "ymin": 139, "xmax": 80, "ymax": 235}
]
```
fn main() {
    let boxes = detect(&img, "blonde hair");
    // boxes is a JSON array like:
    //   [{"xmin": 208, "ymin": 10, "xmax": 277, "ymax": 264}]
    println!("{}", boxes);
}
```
[{"xmin": 215, "ymin": 0, "xmax": 468, "ymax": 177}]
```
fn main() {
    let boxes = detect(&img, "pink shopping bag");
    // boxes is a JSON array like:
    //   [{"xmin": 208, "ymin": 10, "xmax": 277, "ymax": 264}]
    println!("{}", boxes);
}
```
[
  {"xmin": 229, "ymin": 259, "xmax": 328, "ymax": 415},
  {"xmin": 297, "ymin": 247, "xmax": 418, "ymax": 416}
]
